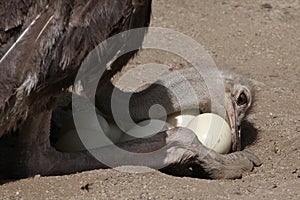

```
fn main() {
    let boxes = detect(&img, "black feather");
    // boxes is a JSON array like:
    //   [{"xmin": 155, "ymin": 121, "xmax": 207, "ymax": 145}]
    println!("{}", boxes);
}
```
[{"xmin": 0, "ymin": 0, "xmax": 152, "ymax": 136}]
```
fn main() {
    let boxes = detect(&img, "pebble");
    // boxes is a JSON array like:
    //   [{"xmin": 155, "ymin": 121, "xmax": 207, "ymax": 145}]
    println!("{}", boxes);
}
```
[
  {"xmin": 270, "ymin": 184, "xmax": 278, "ymax": 189},
  {"xmin": 292, "ymin": 169, "xmax": 300, "ymax": 178},
  {"xmin": 34, "ymin": 174, "xmax": 41, "ymax": 179},
  {"xmin": 234, "ymin": 188, "xmax": 243, "ymax": 195},
  {"xmin": 261, "ymin": 3, "xmax": 272, "ymax": 9}
]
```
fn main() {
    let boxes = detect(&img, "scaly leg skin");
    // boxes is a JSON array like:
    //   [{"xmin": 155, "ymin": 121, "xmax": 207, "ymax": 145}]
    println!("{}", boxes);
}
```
[
  {"xmin": 108, "ymin": 128, "xmax": 261, "ymax": 179},
  {"xmin": 13, "ymin": 110, "xmax": 261, "ymax": 179},
  {"xmin": 155, "ymin": 128, "xmax": 261, "ymax": 179}
]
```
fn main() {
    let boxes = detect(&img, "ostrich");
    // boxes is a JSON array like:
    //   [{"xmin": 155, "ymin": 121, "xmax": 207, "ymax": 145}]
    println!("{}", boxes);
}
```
[{"xmin": 0, "ymin": 0, "xmax": 261, "ymax": 179}]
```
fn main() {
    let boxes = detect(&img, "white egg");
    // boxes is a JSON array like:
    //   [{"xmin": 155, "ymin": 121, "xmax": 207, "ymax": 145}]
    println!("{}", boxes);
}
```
[
  {"xmin": 118, "ymin": 119, "xmax": 174, "ymax": 142},
  {"xmin": 167, "ymin": 114, "xmax": 195, "ymax": 127},
  {"xmin": 166, "ymin": 110, "xmax": 200, "ymax": 127},
  {"xmin": 72, "ymin": 111, "xmax": 110, "ymax": 132},
  {"xmin": 187, "ymin": 113, "xmax": 232, "ymax": 154},
  {"xmin": 54, "ymin": 111, "xmax": 122, "ymax": 152}
]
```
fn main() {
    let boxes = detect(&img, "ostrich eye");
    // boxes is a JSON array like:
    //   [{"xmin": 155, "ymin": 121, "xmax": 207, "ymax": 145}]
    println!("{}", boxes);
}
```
[{"xmin": 237, "ymin": 92, "xmax": 248, "ymax": 106}]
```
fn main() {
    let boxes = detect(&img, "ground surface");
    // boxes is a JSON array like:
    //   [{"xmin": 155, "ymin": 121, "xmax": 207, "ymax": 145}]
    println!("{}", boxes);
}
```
[{"xmin": 1, "ymin": 0, "xmax": 299, "ymax": 199}]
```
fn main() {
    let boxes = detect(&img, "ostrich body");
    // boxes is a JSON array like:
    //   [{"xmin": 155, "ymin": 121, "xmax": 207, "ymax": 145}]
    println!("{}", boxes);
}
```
[{"xmin": 0, "ymin": 0, "xmax": 260, "ymax": 179}]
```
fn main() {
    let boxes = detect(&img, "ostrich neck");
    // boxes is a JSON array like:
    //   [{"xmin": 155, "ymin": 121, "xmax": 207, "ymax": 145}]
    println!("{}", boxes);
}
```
[{"xmin": 95, "ymin": 68, "xmax": 227, "ymax": 124}]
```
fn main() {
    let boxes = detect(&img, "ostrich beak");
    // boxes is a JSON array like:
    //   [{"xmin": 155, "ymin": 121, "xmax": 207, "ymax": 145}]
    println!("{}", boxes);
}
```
[{"xmin": 226, "ymin": 95, "xmax": 241, "ymax": 152}]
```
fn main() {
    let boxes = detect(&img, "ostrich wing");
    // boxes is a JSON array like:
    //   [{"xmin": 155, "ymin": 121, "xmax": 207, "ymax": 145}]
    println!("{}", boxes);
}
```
[{"xmin": 0, "ymin": 0, "xmax": 152, "ymax": 136}]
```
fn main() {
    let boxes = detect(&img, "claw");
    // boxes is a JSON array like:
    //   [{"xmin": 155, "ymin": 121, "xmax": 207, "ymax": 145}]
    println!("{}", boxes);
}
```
[{"xmin": 243, "ymin": 150, "xmax": 262, "ymax": 167}]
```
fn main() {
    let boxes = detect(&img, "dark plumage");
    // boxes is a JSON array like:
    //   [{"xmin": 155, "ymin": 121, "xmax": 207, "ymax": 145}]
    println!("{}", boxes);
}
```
[
  {"xmin": 0, "ymin": 0, "xmax": 152, "ymax": 136},
  {"xmin": 0, "ymin": 0, "xmax": 261, "ymax": 179}
]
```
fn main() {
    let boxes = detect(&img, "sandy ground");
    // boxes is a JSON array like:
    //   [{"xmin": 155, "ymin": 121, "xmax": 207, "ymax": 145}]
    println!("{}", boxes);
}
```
[{"xmin": 1, "ymin": 0, "xmax": 300, "ymax": 199}]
